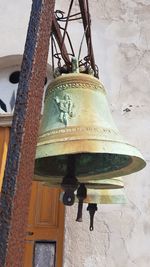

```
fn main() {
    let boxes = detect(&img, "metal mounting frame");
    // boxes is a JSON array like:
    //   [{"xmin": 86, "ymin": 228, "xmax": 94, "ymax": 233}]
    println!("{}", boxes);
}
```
[{"xmin": 51, "ymin": 0, "xmax": 99, "ymax": 78}]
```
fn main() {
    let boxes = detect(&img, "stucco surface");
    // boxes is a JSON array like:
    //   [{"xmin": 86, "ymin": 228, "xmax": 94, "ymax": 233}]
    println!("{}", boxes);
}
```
[
  {"xmin": 59, "ymin": 1, "xmax": 150, "ymax": 267},
  {"xmin": 0, "ymin": 0, "xmax": 150, "ymax": 267}
]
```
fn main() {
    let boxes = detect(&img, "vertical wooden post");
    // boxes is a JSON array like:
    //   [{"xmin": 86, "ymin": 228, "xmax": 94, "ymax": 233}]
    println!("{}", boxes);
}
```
[{"xmin": 0, "ymin": 0, "xmax": 55, "ymax": 266}]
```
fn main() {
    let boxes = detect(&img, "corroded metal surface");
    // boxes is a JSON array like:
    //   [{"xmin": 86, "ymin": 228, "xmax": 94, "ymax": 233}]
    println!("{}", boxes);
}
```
[
  {"xmin": 60, "ymin": 188, "xmax": 127, "ymax": 205},
  {"xmin": 78, "ymin": 0, "xmax": 97, "ymax": 77},
  {"xmin": 43, "ymin": 177, "xmax": 124, "ymax": 190},
  {"xmin": 34, "ymin": 73, "xmax": 145, "ymax": 183},
  {"xmin": 52, "ymin": 16, "xmax": 71, "ymax": 69},
  {"xmin": 51, "ymin": 0, "xmax": 99, "ymax": 77},
  {"xmin": 0, "ymin": 0, "xmax": 55, "ymax": 266}
]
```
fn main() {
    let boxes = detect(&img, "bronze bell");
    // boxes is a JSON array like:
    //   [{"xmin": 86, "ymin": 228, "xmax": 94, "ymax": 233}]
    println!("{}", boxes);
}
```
[
  {"xmin": 44, "ymin": 176, "xmax": 124, "ymax": 206},
  {"xmin": 34, "ymin": 72, "xmax": 146, "ymax": 184},
  {"xmin": 85, "ymin": 188, "xmax": 127, "ymax": 231},
  {"xmin": 60, "ymin": 187, "xmax": 127, "ymax": 207},
  {"xmin": 80, "ymin": 188, "xmax": 127, "ymax": 204},
  {"xmin": 43, "ymin": 177, "xmax": 124, "ymax": 189},
  {"xmin": 60, "ymin": 186, "xmax": 127, "ymax": 231}
]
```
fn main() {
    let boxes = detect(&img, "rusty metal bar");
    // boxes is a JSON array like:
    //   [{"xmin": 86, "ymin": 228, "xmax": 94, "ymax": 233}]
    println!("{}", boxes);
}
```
[
  {"xmin": 78, "ymin": 0, "xmax": 97, "ymax": 77},
  {"xmin": 52, "ymin": 16, "xmax": 71, "ymax": 68},
  {"xmin": 0, "ymin": 0, "xmax": 55, "ymax": 266},
  {"xmin": 60, "ymin": 0, "xmax": 74, "ymax": 52}
]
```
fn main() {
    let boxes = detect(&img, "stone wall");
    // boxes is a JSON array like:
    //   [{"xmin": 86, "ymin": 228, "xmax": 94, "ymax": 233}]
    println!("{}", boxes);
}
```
[{"xmin": 0, "ymin": 1, "xmax": 150, "ymax": 266}]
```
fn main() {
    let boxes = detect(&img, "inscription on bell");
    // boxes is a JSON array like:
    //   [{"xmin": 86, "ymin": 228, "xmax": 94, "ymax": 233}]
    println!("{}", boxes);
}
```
[{"xmin": 54, "ymin": 94, "xmax": 75, "ymax": 125}]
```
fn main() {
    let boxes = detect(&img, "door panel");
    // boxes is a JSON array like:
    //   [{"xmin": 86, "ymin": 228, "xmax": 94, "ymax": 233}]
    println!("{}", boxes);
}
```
[
  {"xmin": 35, "ymin": 185, "xmax": 59, "ymax": 227},
  {"xmin": 24, "ymin": 182, "xmax": 65, "ymax": 267},
  {"xmin": 24, "ymin": 241, "xmax": 34, "ymax": 267},
  {"xmin": 0, "ymin": 126, "xmax": 65, "ymax": 267},
  {"xmin": 0, "ymin": 127, "xmax": 10, "ymax": 191}
]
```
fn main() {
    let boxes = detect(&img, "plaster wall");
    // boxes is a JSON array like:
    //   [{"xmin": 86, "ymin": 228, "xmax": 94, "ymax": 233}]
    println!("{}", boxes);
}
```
[{"xmin": 0, "ymin": 1, "xmax": 150, "ymax": 267}]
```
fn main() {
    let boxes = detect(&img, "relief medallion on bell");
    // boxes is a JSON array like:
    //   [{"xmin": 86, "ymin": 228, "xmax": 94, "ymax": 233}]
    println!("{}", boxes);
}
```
[{"xmin": 54, "ymin": 93, "xmax": 75, "ymax": 126}]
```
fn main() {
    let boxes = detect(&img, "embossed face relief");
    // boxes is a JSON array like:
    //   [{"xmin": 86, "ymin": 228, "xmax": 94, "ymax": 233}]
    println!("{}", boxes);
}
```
[{"xmin": 54, "ymin": 93, "xmax": 75, "ymax": 125}]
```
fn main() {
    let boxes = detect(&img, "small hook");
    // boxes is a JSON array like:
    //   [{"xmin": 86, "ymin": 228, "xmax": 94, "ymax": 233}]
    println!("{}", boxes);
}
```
[{"xmin": 87, "ymin": 203, "xmax": 97, "ymax": 231}]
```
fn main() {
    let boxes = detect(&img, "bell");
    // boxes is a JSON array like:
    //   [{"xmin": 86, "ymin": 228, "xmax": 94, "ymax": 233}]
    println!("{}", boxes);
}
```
[
  {"xmin": 43, "ymin": 177, "xmax": 124, "ymax": 206},
  {"xmin": 60, "ymin": 187, "xmax": 126, "ymax": 231},
  {"xmin": 44, "ymin": 174, "xmax": 124, "ymax": 205},
  {"xmin": 81, "ymin": 188, "xmax": 127, "ymax": 205},
  {"xmin": 86, "ymin": 188, "xmax": 127, "ymax": 231},
  {"xmin": 43, "ymin": 177, "xmax": 124, "ymax": 189},
  {"xmin": 46, "ymin": 177, "xmax": 125, "ymax": 219},
  {"xmin": 59, "ymin": 186, "xmax": 127, "ymax": 204},
  {"xmin": 34, "ymin": 72, "xmax": 146, "ymax": 185}
]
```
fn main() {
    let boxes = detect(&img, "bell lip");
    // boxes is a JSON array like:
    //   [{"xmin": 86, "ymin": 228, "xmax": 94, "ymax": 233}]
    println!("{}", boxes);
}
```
[
  {"xmin": 59, "ymin": 189, "xmax": 127, "ymax": 204},
  {"xmin": 35, "ymin": 140, "xmax": 146, "ymax": 181},
  {"xmin": 38, "ymin": 178, "xmax": 124, "ymax": 190},
  {"xmin": 86, "ymin": 178, "xmax": 124, "ymax": 189},
  {"xmin": 82, "ymin": 189, "xmax": 127, "ymax": 204}
]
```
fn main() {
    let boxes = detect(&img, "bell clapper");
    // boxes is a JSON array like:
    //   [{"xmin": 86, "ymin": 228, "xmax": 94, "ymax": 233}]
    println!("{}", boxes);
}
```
[
  {"xmin": 87, "ymin": 203, "xmax": 98, "ymax": 231},
  {"xmin": 61, "ymin": 154, "xmax": 79, "ymax": 206},
  {"xmin": 76, "ymin": 183, "xmax": 87, "ymax": 222}
]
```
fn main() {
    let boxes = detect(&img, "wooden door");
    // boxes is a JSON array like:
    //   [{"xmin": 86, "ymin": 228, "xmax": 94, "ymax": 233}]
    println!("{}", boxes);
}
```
[
  {"xmin": 0, "ymin": 126, "xmax": 65, "ymax": 267},
  {"xmin": 24, "ymin": 182, "xmax": 65, "ymax": 267},
  {"xmin": 0, "ymin": 127, "xmax": 10, "ymax": 191}
]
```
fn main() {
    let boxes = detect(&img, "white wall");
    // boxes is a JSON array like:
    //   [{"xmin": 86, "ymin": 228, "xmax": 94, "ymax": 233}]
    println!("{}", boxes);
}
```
[
  {"xmin": 0, "ymin": 0, "xmax": 31, "ymax": 57},
  {"xmin": 57, "ymin": 1, "xmax": 150, "ymax": 267},
  {"xmin": 0, "ymin": 1, "xmax": 150, "ymax": 267}
]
